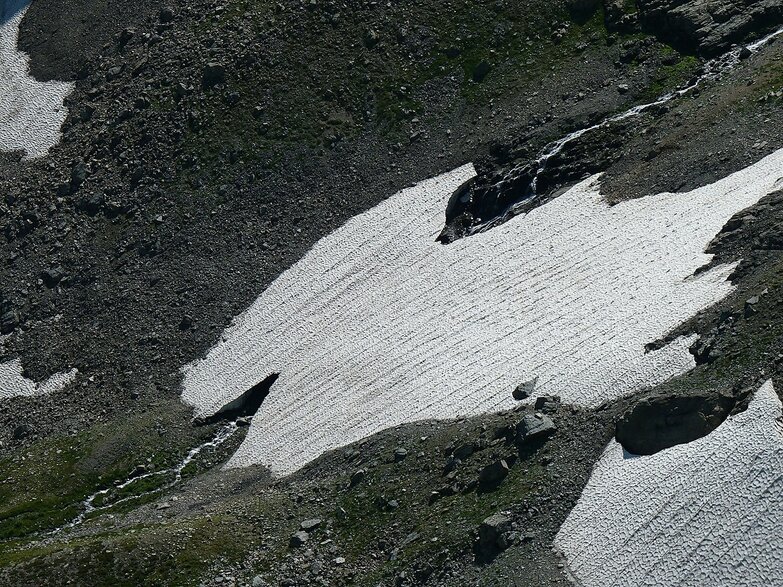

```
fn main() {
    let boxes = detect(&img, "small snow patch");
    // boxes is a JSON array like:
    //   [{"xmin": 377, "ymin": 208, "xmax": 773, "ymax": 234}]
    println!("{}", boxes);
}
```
[
  {"xmin": 0, "ymin": 0, "xmax": 73, "ymax": 158},
  {"xmin": 0, "ymin": 358, "xmax": 77, "ymax": 400}
]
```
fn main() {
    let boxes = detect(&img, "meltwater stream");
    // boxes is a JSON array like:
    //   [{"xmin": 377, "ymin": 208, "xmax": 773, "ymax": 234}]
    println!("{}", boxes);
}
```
[
  {"xmin": 54, "ymin": 422, "xmax": 239, "ymax": 533},
  {"xmin": 469, "ymin": 26, "xmax": 783, "ymax": 236}
]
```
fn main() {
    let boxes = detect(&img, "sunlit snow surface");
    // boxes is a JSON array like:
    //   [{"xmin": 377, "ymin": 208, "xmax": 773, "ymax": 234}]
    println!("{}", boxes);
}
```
[
  {"xmin": 0, "ymin": 358, "xmax": 77, "ymax": 400},
  {"xmin": 556, "ymin": 380, "xmax": 783, "ymax": 586},
  {"xmin": 0, "ymin": 0, "xmax": 72, "ymax": 158},
  {"xmin": 183, "ymin": 148, "xmax": 783, "ymax": 476}
]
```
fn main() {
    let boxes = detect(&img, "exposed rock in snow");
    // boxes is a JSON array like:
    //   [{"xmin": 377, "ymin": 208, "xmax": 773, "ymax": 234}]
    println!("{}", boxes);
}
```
[
  {"xmin": 0, "ymin": 358, "xmax": 77, "ymax": 400},
  {"xmin": 0, "ymin": 0, "xmax": 73, "ymax": 158},
  {"xmin": 555, "ymin": 380, "xmax": 783, "ymax": 586},
  {"xmin": 182, "ymin": 147, "xmax": 783, "ymax": 476}
]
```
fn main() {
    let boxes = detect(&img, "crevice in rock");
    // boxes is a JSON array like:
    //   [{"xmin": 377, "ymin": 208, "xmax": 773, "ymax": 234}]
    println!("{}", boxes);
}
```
[
  {"xmin": 615, "ymin": 390, "xmax": 748, "ymax": 455},
  {"xmin": 197, "ymin": 373, "xmax": 278, "ymax": 425}
]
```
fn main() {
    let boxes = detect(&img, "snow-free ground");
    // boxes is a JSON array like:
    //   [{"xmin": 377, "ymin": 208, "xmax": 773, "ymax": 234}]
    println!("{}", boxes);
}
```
[
  {"xmin": 0, "ymin": 0, "xmax": 72, "ymax": 158},
  {"xmin": 183, "ymin": 148, "xmax": 783, "ymax": 476},
  {"xmin": 555, "ymin": 380, "xmax": 783, "ymax": 586}
]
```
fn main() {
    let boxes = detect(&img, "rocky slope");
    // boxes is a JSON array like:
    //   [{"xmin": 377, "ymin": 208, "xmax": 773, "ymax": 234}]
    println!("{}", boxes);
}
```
[{"xmin": 1, "ymin": 0, "xmax": 783, "ymax": 585}]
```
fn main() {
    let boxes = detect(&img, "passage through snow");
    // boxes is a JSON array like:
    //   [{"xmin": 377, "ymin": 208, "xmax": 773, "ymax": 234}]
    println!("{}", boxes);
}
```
[
  {"xmin": 555, "ymin": 380, "xmax": 783, "ymax": 586},
  {"xmin": 183, "ymin": 148, "xmax": 783, "ymax": 476},
  {"xmin": 0, "ymin": 0, "xmax": 73, "ymax": 158}
]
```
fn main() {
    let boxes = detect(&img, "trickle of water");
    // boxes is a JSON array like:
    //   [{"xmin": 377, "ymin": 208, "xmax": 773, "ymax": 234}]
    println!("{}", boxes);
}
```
[
  {"xmin": 470, "ymin": 26, "xmax": 783, "ymax": 236},
  {"xmin": 54, "ymin": 422, "xmax": 239, "ymax": 533}
]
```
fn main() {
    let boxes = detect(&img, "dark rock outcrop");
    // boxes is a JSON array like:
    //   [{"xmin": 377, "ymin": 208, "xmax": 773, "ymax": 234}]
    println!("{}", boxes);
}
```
[
  {"xmin": 615, "ymin": 392, "xmax": 738, "ymax": 455},
  {"xmin": 637, "ymin": 0, "xmax": 783, "ymax": 56}
]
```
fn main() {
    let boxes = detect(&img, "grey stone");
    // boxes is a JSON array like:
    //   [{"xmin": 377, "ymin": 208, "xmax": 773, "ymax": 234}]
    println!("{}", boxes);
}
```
[
  {"xmin": 394, "ymin": 447, "xmax": 408, "ymax": 461},
  {"xmin": 289, "ymin": 530, "xmax": 309, "ymax": 547},
  {"xmin": 300, "ymin": 518, "xmax": 322, "ymax": 531},
  {"xmin": 516, "ymin": 413, "xmax": 557, "ymax": 442}
]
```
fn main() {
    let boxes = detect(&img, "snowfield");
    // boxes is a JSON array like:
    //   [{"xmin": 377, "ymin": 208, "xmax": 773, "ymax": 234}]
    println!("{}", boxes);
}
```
[
  {"xmin": 0, "ymin": 358, "xmax": 77, "ymax": 401},
  {"xmin": 0, "ymin": 0, "xmax": 72, "ymax": 158},
  {"xmin": 182, "ymin": 147, "xmax": 783, "ymax": 476},
  {"xmin": 555, "ymin": 380, "xmax": 783, "ymax": 586}
]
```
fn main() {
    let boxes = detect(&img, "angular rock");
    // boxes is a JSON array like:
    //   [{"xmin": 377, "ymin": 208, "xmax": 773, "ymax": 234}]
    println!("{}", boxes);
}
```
[
  {"xmin": 516, "ymin": 413, "xmax": 557, "ymax": 442},
  {"xmin": 478, "ymin": 459, "xmax": 510, "ymax": 488},
  {"xmin": 475, "ymin": 513, "xmax": 512, "ymax": 562},
  {"xmin": 300, "ymin": 518, "xmax": 322, "ymax": 531},
  {"xmin": 289, "ymin": 530, "xmax": 309, "ymax": 547}
]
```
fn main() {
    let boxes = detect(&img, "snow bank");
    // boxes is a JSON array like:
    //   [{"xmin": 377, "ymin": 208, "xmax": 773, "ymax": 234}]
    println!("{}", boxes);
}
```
[
  {"xmin": 0, "ymin": 0, "xmax": 73, "ymax": 158},
  {"xmin": 555, "ymin": 380, "xmax": 783, "ymax": 586},
  {"xmin": 182, "ymin": 147, "xmax": 783, "ymax": 476},
  {"xmin": 0, "ymin": 358, "xmax": 77, "ymax": 400}
]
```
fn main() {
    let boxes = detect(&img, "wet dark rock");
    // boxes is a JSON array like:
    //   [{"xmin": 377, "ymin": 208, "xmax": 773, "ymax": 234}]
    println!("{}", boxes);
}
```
[{"xmin": 616, "ymin": 392, "xmax": 738, "ymax": 455}]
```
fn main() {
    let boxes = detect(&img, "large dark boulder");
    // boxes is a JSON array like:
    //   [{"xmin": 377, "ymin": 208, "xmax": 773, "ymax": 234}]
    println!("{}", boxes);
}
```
[{"xmin": 616, "ymin": 392, "xmax": 737, "ymax": 455}]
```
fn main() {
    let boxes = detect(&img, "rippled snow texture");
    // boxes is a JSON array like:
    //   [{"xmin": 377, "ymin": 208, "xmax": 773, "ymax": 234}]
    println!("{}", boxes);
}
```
[
  {"xmin": 0, "ymin": 358, "xmax": 77, "ymax": 400},
  {"xmin": 0, "ymin": 0, "xmax": 72, "ymax": 158},
  {"xmin": 556, "ymin": 380, "xmax": 783, "ymax": 586},
  {"xmin": 182, "ymin": 148, "xmax": 783, "ymax": 476}
]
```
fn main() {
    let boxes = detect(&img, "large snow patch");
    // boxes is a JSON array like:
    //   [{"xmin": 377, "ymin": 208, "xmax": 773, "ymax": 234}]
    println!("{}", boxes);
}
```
[
  {"xmin": 182, "ymin": 147, "xmax": 783, "ymax": 476},
  {"xmin": 555, "ymin": 380, "xmax": 783, "ymax": 586},
  {"xmin": 0, "ymin": 0, "xmax": 73, "ymax": 158}
]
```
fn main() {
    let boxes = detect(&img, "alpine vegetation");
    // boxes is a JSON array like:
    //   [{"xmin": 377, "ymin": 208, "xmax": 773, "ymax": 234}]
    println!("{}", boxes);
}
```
[
  {"xmin": 183, "ymin": 147, "xmax": 783, "ymax": 477},
  {"xmin": 0, "ymin": 0, "xmax": 72, "ymax": 158},
  {"xmin": 555, "ymin": 380, "xmax": 783, "ymax": 587}
]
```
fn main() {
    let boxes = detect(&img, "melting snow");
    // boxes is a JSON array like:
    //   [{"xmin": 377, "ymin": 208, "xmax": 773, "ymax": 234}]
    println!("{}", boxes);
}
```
[
  {"xmin": 183, "ymin": 147, "xmax": 783, "ymax": 476},
  {"xmin": 0, "ymin": 358, "xmax": 77, "ymax": 400},
  {"xmin": 555, "ymin": 380, "xmax": 783, "ymax": 586},
  {"xmin": 0, "ymin": 0, "xmax": 73, "ymax": 158}
]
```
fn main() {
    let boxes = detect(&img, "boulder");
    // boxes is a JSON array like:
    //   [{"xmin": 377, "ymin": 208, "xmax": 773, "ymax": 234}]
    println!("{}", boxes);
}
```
[
  {"xmin": 475, "ymin": 513, "xmax": 513, "ymax": 562},
  {"xmin": 478, "ymin": 459, "xmax": 510, "ymax": 488},
  {"xmin": 516, "ymin": 413, "xmax": 557, "ymax": 443}
]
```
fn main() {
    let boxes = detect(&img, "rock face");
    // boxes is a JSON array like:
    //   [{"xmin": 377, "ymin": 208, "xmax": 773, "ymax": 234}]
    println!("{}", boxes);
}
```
[
  {"xmin": 615, "ymin": 392, "xmax": 737, "ymax": 455},
  {"xmin": 637, "ymin": 0, "xmax": 783, "ymax": 55}
]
